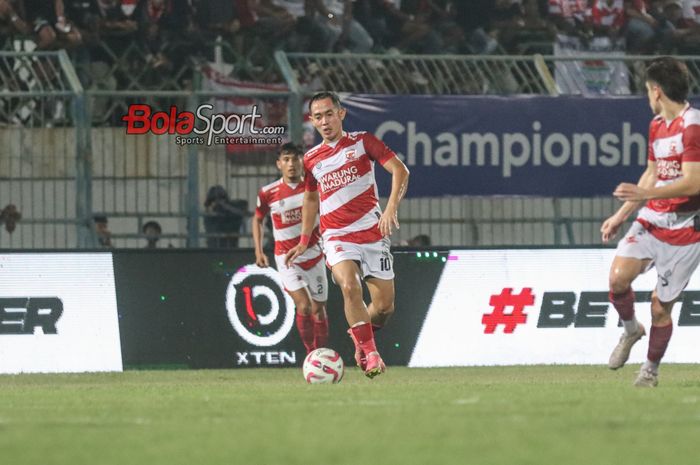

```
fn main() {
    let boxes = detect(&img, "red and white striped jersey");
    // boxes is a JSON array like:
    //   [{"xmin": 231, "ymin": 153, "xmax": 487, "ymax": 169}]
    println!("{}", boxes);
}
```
[
  {"xmin": 255, "ymin": 178, "xmax": 322, "ymax": 265},
  {"xmin": 304, "ymin": 131, "xmax": 396, "ymax": 244},
  {"xmin": 635, "ymin": 105, "xmax": 700, "ymax": 245},
  {"xmin": 590, "ymin": 0, "xmax": 625, "ymax": 28}
]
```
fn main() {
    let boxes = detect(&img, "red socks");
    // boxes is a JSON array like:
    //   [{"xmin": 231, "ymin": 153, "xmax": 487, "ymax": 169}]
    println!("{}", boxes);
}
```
[
  {"xmin": 609, "ymin": 288, "xmax": 635, "ymax": 321},
  {"xmin": 297, "ymin": 312, "xmax": 330, "ymax": 352},
  {"xmin": 313, "ymin": 315, "xmax": 328, "ymax": 349},
  {"xmin": 648, "ymin": 323, "xmax": 673, "ymax": 363},
  {"xmin": 295, "ymin": 314, "xmax": 314, "ymax": 354},
  {"xmin": 350, "ymin": 322, "xmax": 378, "ymax": 355}
]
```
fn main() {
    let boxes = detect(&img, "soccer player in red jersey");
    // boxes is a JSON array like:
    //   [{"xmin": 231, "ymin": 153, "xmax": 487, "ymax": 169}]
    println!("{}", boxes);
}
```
[
  {"xmin": 253, "ymin": 143, "xmax": 329, "ymax": 354},
  {"xmin": 602, "ymin": 57, "xmax": 700, "ymax": 387},
  {"xmin": 286, "ymin": 91, "xmax": 410, "ymax": 378}
]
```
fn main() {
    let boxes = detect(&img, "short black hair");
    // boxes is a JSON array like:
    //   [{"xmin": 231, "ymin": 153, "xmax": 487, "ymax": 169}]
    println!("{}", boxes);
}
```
[
  {"xmin": 142, "ymin": 221, "xmax": 162, "ymax": 234},
  {"xmin": 308, "ymin": 91, "xmax": 342, "ymax": 113},
  {"xmin": 645, "ymin": 57, "xmax": 689, "ymax": 104},
  {"xmin": 93, "ymin": 214, "xmax": 108, "ymax": 224},
  {"xmin": 278, "ymin": 142, "xmax": 304, "ymax": 158}
]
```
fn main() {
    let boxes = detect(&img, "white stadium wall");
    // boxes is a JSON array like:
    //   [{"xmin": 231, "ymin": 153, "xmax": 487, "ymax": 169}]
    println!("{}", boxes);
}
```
[{"xmin": 0, "ymin": 128, "xmax": 619, "ymax": 248}]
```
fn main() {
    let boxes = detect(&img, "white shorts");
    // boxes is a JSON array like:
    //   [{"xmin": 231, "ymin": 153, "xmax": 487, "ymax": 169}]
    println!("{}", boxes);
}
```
[
  {"xmin": 616, "ymin": 221, "xmax": 700, "ymax": 302},
  {"xmin": 274, "ymin": 245, "xmax": 328, "ymax": 302},
  {"xmin": 323, "ymin": 237, "xmax": 394, "ymax": 280}
]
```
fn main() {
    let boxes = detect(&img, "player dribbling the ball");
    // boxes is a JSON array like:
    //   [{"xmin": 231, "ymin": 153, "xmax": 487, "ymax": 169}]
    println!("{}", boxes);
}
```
[{"xmin": 286, "ymin": 91, "xmax": 410, "ymax": 379}]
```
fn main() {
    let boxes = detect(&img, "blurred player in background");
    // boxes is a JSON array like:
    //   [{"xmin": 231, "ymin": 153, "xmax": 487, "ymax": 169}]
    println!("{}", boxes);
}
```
[
  {"xmin": 253, "ymin": 142, "xmax": 329, "ymax": 354},
  {"xmin": 286, "ymin": 91, "xmax": 410, "ymax": 378},
  {"xmin": 601, "ymin": 56, "xmax": 700, "ymax": 387}
]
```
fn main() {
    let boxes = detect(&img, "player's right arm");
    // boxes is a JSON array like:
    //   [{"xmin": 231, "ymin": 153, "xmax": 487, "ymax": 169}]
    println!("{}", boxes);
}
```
[
  {"xmin": 285, "ymin": 190, "xmax": 319, "ymax": 267},
  {"xmin": 601, "ymin": 161, "xmax": 657, "ymax": 243},
  {"xmin": 251, "ymin": 215, "xmax": 269, "ymax": 267},
  {"xmin": 253, "ymin": 189, "xmax": 270, "ymax": 267}
]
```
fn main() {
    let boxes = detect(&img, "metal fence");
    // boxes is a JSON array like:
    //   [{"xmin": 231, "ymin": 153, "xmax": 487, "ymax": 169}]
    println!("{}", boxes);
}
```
[
  {"xmin": 279, "ymin": 52, "xmax": 700, "ymax": 96},
  {"xmin": 0, "ymin": 50, "xmax": 89, "ymax": 249},
  {"xmin": 6, "ymin": 50, "xmax": 693, "ymax": 249}
]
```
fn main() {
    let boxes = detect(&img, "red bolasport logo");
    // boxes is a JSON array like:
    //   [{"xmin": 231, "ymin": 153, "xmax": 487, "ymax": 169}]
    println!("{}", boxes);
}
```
[{"xmin": 121, "ymin": 104, "xmax": 286, "ymax": 146}]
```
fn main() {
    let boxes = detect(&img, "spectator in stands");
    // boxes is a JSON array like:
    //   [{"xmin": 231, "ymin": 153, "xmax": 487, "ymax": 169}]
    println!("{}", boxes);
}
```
[
  {"xmin": 393, "ymin": 0, "xmax": 444, "ymax": 53},
  {"xmin": 21, "ymin": 0, "xmax": 82, "ymax": 49},
  {"xmin": 194, "ymin": 0, "xmax": 238, "ymax": 38},
  {"xmin": 589, "ymin": 0, "xmax": 626, "ymax": 40},
  {"xmin": 624, "ymin": 0, "xmax": 657, "ymax": 53},
  {"xmin": 310, "ymin": 0, "xmax": 374, "ymax": 52},
  {"xmin": 408, "ymin": 234, "xmax": 431, "ymax": 246},
  {"xmin": 203, "ymin": 185, "xmax": 251, "ymax": 248},
  {"xmin": 0, "ymin": 204, "xmax": 21, "ymax": 234},
  {"xmin": 547, "ymin": 0, "xmax": 590, "ymax": 39},
  {"xmin": 271, "ymin": 0, "xmax": 331, "ymax": 52},
  {"xmin": 257, "ymin": 0, "xmax": 297, "ymax": 38},
  {"xmin": 93, "ymin": 0, "xmax": 139, "ymax": 37},
  {"xmin": 498, "ymin": 0, "xmax": 555, "ymax": 54},
  {"xmin": 454, "ymin": 0, "xmax": 503, "ymax": 54},
  {"xmin": 142, "ymin": 220, "xmax": 162, "ymax": 248},
  {"xmin": 400, "ymin": 234, "xmax": 431, "ymax": 246},
  {"xmin": 93, "ymin": 214, "xmax": 113, "ymax": 247},
  {"xmin": 0, "ymin": 0, "xmax": 30, "ymax": 37},
  {"xmin": 657, "ymin": 0, "xmax": 700, "ymax": 53},
  {"xmin": 136, "ymin": 0, "xmax": 191, "ymax": 70}
]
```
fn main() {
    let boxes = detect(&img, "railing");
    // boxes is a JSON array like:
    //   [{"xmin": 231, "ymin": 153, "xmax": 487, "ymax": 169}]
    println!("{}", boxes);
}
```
[{"xmin": 277, "ymin": 52, "xmax": 700, "ymax": 96}]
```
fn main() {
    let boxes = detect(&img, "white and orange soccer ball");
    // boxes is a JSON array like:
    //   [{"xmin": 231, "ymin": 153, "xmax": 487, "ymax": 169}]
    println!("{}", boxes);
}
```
[{"xmin": 302, "ymin": 348, "xmax": 344, "ymax": 384}]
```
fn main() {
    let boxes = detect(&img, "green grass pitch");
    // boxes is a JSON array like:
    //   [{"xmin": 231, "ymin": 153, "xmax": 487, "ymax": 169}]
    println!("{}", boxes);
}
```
[{"xmin": 1, "ymin": 365, "xmax": 699, "ymax": 465}]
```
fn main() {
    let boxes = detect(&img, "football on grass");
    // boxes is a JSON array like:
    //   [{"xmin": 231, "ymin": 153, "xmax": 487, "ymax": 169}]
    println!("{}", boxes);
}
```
[{"xmin": 303, "ymin": 348, "xmax": 344, "ymax": 384}]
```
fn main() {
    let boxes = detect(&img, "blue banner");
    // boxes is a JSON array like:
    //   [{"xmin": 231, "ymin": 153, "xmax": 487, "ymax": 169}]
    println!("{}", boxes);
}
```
[{"xmin": 341, "ymin": 95, "xmax": 657, "ymax": 197}]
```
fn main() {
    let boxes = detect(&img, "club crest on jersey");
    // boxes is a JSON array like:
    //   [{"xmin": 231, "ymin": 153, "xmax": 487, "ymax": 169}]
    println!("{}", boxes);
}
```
[{"xmin": 345, "ymin": 150, "xmax": 356, "ymax": 161}]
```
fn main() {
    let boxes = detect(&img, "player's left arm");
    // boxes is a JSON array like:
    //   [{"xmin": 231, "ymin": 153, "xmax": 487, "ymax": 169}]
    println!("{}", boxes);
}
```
[{"xmin": 379, "ymin": 157, "xmax": 410, "ymax": 237}]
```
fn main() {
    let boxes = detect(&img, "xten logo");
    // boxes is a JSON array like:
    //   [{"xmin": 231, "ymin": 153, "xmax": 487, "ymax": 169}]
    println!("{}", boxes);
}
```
[
  {"xmin": 225, "ymin": 265, "xmax": 295, "ymax": 347},
  {"xmin": 0, "ymin": 297, "xmax": 63, "ymax": 335}
]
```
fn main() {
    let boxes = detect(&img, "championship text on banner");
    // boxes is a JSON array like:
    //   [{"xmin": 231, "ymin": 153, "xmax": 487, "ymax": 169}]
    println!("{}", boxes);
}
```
[
  {"xmin": 409, "ymin": 249, "xmax": 700, "ymax": 367},
  {"xmin": 342, "ymin": 95, "xmax": 655, "ymax": 197}
]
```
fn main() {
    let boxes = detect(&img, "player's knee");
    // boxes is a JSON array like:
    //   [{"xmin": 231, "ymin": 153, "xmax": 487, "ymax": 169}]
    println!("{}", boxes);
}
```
[
  {"xmin": 338, "ymin": 280, "xmax": 362, "ymax": 300},
  {"xmin": 295, "ymin": 302, "xmax": 312, "ymax": 316},
  {"xmin": 608, "ymin": 275, "xmax": 632, "ymax": 295}
]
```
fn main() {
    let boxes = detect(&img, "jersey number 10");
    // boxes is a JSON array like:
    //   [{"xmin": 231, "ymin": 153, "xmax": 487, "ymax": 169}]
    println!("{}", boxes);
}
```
[{"xmin": 380, "ymin": 257, "xmax": 391, "ymax": 272}]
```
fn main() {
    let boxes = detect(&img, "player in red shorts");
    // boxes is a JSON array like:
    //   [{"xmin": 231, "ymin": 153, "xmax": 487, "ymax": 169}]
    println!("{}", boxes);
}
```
[
  {"xmin": 602, "ymin": 57, "xmax": 700, "ymax": 387},
  {"xmin": 253, "ymin": 143, "xmax": 329, "ymax": 354},
  {"xmin": 286, "ymin": 91, "xmax": 410, "ymax": 378}
]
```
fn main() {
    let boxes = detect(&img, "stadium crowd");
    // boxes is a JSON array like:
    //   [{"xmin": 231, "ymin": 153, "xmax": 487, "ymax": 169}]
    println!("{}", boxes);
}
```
[{"xmin": 3, "ymin": 1, "xmax": 700, "ymax": 88}]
